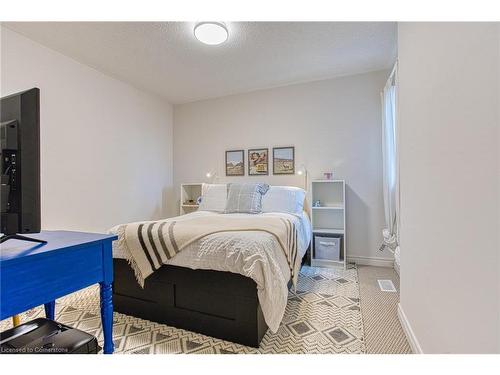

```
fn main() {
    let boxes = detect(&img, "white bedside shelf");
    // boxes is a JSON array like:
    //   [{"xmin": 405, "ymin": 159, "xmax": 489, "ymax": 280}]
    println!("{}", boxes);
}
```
[
  {"xmin": 310, "ymin": 179, "xmax": 347, "ymax": 269},
  {"xmin": 312, "ymin": 179, "xmax": 345, "ymax": 183},
  {"xmin": 313, "ymin": 228, "xmax": 345, "ymax": 235},
  {"xmin": 310, "ymin": 259, "xmax": 345, "ymax": 267},
  {"xmin": 180, "ymin": 183, "xmax": 203, "ymax": 215},
  {"xmin": 312, "ymin": 205, "xmax": 344, "ymax": 210}
]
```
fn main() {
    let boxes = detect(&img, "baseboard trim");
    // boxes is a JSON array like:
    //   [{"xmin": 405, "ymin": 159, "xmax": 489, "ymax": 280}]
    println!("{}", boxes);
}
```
[
  {"xmin": 394, "ymin": 259, "xmax": 400, "ymax": 275},
  {"xmin": 347, "ymin": 255, "xmax": 394, "ymax": 267},
  {"xmin": 397, "ymin": 303, "xmax": 423, "ymax": 354}
]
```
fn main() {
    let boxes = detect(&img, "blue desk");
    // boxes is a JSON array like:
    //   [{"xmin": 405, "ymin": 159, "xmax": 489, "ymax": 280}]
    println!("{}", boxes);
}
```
[{"xmin": 0, "ymin": 231, "xmax": 117, "ymax": 354}]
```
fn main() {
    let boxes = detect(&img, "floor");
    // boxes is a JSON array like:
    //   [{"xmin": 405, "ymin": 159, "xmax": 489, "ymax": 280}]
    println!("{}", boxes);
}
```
[
  {"xmin": 357, "ymin": 265, "xmax": 412, "ymax": 354},
  {"xmin": 1, "ymin": 265, "xmax": 411, "ymax": 354}
]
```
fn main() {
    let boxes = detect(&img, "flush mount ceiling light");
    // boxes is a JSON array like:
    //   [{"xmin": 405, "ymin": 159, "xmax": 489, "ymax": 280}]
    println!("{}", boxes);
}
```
[{"xmin": 194, "ymin": 22, "xmax": 228, "ymax": 45}]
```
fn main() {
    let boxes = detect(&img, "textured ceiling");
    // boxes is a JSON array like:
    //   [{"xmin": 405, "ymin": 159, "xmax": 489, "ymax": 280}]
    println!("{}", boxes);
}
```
[{"xmin": 4, "ymin": 22, "xmax": 397, "ymax": 104}]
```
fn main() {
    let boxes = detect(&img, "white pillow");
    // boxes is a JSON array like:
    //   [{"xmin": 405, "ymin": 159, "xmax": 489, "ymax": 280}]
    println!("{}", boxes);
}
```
[
  {"xmin": 198, "ymin": 184, "xmax": 227, "ymax": 212},
  {"xmin": 262, "ymin": 186, "xmax": 306, "ymax": 215}
]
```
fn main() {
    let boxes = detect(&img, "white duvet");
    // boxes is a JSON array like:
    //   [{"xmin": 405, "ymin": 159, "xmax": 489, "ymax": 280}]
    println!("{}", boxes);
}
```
[{"xmin": 110, "ymin": 210, "xmax": 311, "ymax": 332}]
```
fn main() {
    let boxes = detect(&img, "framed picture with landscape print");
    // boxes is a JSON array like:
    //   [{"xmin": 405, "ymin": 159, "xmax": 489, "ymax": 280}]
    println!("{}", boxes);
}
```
[
  {"xmin": 225, "ymin": 150, "xmax": 245, "ymax": 176},
  {"xmin": 273, "ymin": 146, "xmax": 295, "ymax": 175},
  {"xmin": 248, "ymin": 148, "xmax": 269, "ymax": 176}
]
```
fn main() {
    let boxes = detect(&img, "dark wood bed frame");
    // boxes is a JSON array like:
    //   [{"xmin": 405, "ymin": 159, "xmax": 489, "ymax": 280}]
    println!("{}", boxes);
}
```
[{"xmin": 112, "ymin": 259, "xmax": 269, "ymax": 347}]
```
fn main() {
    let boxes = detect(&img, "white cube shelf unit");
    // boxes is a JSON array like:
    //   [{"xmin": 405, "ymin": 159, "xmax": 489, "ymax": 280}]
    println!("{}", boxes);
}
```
[
  {"xmin": 180, "ymin": 183, "xmax": 203, "ymax": 215},
  {"xmin": 310, "ymin": 180, "xmax": 347, "ymax": 269}
]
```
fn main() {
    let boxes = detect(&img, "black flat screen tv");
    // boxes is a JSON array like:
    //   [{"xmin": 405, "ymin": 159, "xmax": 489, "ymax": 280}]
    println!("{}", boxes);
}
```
[{"xmin": 1, "ymin": 88, "xmax": 45, "ymax": 244}]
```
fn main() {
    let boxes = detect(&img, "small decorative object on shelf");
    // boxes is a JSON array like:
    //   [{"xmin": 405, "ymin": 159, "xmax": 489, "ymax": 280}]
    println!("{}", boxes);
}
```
[
  {"xmin": 196, "ymin": 196, "xmax": 202, "ymax": 205},
  {"xmin": 313, "ymin": 200, "xmax": 321, "ymax": 207},
  {"xmin": 323, "ymin": 171, "xmax": 334, "ymax": 180}
]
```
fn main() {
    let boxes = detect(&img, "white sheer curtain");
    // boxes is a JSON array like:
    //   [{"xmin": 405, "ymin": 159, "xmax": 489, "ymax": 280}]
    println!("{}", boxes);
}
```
[{"xmin": 380, "ymin": 63, "xmax": 400, "ymax": 271}]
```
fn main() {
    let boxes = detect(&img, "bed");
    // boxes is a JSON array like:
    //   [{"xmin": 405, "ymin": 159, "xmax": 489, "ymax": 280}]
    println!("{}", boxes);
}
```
[{"xmin": 109, "ymin": 185, "xmax": 311, "ymax": 347}]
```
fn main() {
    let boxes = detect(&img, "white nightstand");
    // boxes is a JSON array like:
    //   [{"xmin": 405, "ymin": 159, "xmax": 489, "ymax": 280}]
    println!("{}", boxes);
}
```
[
  {"xmin": 310, "ymin": 179, "xmax": 347, "ymax": 269},
  {"xmin": 180, "ymin": 183, "xmax": 203, "ymax": 215}
]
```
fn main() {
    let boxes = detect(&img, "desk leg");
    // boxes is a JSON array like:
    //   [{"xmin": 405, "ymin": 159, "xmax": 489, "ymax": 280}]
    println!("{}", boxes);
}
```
[
  {"xmin": 100, "ymin": 282, "xmax": 114, "ymax": 354},
  {"xmin": 44, "ymin": 301, "xmax": 55, "ymax": 320},
  {"xmin": 12, "ymin": 315, "xmax": 21, "ymax": 326}
]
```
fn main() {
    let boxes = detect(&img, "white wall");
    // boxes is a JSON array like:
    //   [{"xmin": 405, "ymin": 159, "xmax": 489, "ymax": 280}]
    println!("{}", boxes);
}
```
[
  {"xmin": 1, "ymin": 27, "xmax": 174, "ymax": 233},
  {"xmin": 174, "ymin": 70, "xmax": 390, "ymax": 263},
  {"xmin": 398, "ymin": 23, "xmax": 500, "ymax": 353}
]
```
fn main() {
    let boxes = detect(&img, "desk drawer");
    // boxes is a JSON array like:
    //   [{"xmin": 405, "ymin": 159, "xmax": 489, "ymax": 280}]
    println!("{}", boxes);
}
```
[{"xmin": 1, "ymin": 244, "xmax": 104, "ymax": 318}]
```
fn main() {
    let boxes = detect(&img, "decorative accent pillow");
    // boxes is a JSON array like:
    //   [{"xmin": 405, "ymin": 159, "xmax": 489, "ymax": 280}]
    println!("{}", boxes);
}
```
[
  {"xmin": 224, "ymin": 183, "xmax": 270, "ymax": 214},
  {"xmin": 198, "ymin": 184, "xmax": 228, "ymax": 212},
  {"xmin": 262, "ymin": 186, "xmax": 306, "ymax": 215}
]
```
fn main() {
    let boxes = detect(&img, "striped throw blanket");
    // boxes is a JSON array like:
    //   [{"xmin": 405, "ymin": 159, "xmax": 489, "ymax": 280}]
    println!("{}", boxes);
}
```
[{"xmin": 121, "ymin": 214, "xmax": 299, "ymax": 286}]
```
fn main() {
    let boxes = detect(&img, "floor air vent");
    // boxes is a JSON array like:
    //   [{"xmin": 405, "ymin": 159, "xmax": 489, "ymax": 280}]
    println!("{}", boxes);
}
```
[{"xmin": 377, "ymin": 279, "xmax": 397, "ymax": 292}]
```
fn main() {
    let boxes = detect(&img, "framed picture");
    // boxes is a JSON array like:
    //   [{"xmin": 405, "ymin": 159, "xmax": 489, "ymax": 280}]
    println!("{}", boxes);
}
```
[
  {"xmin": 248, "ymin": 148, "xmax": 269, "ymax": 176},
  {"xmin": 225, "ymin": 150, "xmax": 245, "ymax": 176},
  {"xmin": 273, "ymin": 146, "xmax": 295, "ymax": 175}
]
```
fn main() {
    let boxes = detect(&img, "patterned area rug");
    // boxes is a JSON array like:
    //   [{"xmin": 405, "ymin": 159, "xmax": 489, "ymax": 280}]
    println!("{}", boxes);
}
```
[{"xmin": 0, "ymin": 265, "xmax": 365, "ymax": 354}]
